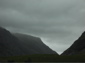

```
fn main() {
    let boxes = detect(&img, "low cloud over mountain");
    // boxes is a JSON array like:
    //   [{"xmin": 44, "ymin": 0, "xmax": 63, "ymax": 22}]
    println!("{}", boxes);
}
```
[
  {"xmin": 0, "ymin": 0, "xmax": 85, "ymax": 54},
  {"xmin": 0, "ymin": 27, "xmax": 57, "ymax": 56}
]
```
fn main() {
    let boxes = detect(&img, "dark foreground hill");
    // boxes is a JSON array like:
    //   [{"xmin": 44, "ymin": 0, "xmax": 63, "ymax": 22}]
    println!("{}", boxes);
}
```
[
  {"xmin": 0, "ymin": 27, "xmax": 57, "ymax": 57},
  {"xmin": 62, "ymin": 31, "xmax": 85, "ymax": 55}
]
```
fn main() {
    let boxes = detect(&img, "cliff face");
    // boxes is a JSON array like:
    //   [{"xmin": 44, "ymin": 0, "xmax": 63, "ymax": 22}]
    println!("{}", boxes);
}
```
[
  {"xmin": 61, "ymin": 32, "xmax": 85, "ymax": 55},
  {"xmin": 0, "ymin": 27, "xmax": 57, "ymax": 56}
]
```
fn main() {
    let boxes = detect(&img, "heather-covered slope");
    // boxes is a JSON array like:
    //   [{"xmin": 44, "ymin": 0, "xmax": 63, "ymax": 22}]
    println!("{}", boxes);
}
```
[{"xmin": 62, "ymin": 31, "xmax": 85, "ymax": 55}]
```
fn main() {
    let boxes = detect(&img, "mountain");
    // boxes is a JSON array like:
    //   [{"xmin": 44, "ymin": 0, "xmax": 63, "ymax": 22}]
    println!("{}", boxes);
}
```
[
  {"xmin": 13, "ymin": 33, "xmax": 57, "ymax": 54},
  {"xmin": 0, "ymin": 27, "xmax": 57, "ymax": 56},
  {"xmin": 61, "ymin": 31, "xmax": 85, "ymax": 55}
]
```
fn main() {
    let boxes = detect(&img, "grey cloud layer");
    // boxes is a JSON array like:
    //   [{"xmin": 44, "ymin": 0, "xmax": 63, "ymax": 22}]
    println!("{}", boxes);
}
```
[{"xmin": 0, "ymin": 0, "xmax": 85, "ymax": 54}]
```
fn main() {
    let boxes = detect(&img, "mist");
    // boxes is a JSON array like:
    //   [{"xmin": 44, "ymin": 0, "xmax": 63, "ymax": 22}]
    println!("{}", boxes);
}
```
[{"xmin": 0, "ymin": 0, "xmax": 85, "ymax": 54}]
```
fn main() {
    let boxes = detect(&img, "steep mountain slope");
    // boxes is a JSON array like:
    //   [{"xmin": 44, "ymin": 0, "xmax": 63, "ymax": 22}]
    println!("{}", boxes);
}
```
[
  {"xmin": 13, "ymin": 33, "xmax": 57, "ymax": 54},
  {"xmin": 0, "ymin": 27, "xmax": 27, "ymax": 56},
  {"xmin": 61, "ymin": 31, "xmax": 85, "ymax": 55},
  {"xmin": 0, "ymin": 27, "xmax": 57, "ymax": 56},
  {"xmin": 0, "ymin": 27, "xmax": 38, "ymax": 56}
]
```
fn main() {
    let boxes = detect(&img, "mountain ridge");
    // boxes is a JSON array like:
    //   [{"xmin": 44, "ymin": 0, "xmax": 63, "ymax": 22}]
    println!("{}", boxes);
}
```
[
  {"xmin": 0, "ymin": 27, "xmax": 57, "ymax": 56},
  {"xmin": 13, "ymin": 33, "xmax": 57, "ymax": 54},
  {"xmin": 61, "ymin": 31, "xmax": 85, "ymax": 55}
]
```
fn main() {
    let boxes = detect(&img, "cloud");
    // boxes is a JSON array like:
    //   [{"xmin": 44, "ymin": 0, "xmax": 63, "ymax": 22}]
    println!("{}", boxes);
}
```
[{"xmin": 0, "ymin": 0, "xmax": 85, "ymax": 54}]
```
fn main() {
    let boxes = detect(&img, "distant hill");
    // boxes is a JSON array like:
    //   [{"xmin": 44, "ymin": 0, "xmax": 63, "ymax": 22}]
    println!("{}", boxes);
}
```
[
  {"xmin": 0, "ymin": 27, "xmax": 57, "ymax": 56},
  {"xmin": 14, "ymin": 33, "xmax": 57, "ymax": 54},
  {"xmin": 61, "ymin": 31, "xmax": 85, "ymax": 55}
]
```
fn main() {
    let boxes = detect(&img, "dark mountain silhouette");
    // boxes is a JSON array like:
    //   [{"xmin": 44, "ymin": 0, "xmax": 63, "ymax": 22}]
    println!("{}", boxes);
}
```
[
  {"xmin": 0, "ymin": 27, "xmax": 57, "ymax": 56},
  {"xmin": 61, "ymin": 31, "xmax": 85, "ymax": 55},
  {"xmin": 14, "ymin": 33, "xmax": 57, "ymax": 54}
]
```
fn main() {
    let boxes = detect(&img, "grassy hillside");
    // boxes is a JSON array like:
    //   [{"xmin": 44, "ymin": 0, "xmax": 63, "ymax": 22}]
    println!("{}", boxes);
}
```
[{"xmin": 0, "ymin": 54, "xmax": 85, "ymax": 62}]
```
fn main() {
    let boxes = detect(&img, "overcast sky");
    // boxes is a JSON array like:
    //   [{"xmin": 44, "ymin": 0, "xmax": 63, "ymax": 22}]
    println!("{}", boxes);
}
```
[{"xmin": 0, "ymin": 0, "xmax": 85, "ymax": 54}]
